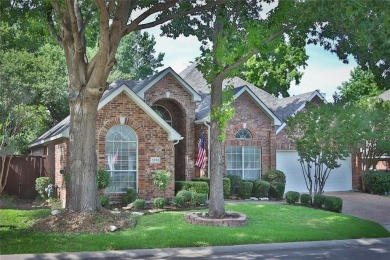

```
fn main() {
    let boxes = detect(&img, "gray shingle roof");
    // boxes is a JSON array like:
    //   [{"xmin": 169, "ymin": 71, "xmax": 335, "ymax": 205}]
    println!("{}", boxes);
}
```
[{"xmin": 180, "ymin": 64, "xmax": 321, "ymax": 124}]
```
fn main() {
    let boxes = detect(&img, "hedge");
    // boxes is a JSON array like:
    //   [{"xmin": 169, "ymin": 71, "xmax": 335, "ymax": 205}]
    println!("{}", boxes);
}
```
[
  {"xmin": 324, "ymin": 196, "xmax": 343, "ymax": 213},
  {"xmin": 175, "ymin": 181, "xmax": 209, "ymax": 195},
  {"xmin": 313, "ymin": 194, "xmax": 326, "ymax": 208},
  {"xmin": 363, "ymin": 171, "xmax": 390, "ymax": 195},
  {"xmin": 300, "ymin": 194, "xmax": 311, "ymax": 206},
  {"xmin": 285, "ymin": 191, "xmax": 300, "ymax": 204},
  {"xmin": 191, "ymin": 177, "xmax": 231, "ymax": 198},
  {"xmin": 226, "ymin": 174, "xmax": 242, "ymax": 195},
  {"xmin": 269, "ymin": 181, "xmax": 285, "ymax": 199},
  {"xmin": 262, "ymin": 170, "xmax": 286, "ymax": 184},
  {"xmin": 251, "ymin": 180, "xmax": 270, "ymax": 197},
  {"xmin": 238, "ymin": 181, "xmax": 253, "ymax": 199}
]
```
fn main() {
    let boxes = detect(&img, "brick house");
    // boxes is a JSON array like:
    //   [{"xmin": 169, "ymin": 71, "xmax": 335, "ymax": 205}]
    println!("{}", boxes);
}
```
[{"xmin": 29, "ymin": 64, "xmax": 353, "ymax": 206}]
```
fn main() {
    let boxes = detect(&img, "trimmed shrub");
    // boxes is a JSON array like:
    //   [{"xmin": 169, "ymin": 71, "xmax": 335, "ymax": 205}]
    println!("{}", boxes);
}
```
[
  {"xmin": 262, "ymin": 170, "xmax": 286, "ymax": 184},
  {"xmin": 120, "ymin": 188, "xmax": 137, "ymax": 205},
  {"xmin": 192, "ymin": 193, "xmax": 208, "ymax": 206},
  {"xmin": 223, "ymin": 178, "xmax": 231, "ymax": 198},
  {"xmin": 324, "ymin": 196, "xmax": 343, "ymax": 213},
  {"xmin": 176, "ymin": 190, "xmax": 192, "ymax": 202},
  {"xmin": 363, "ymin": 171, "xmax": 390, "ymax": 195},
  {"xmin": 313, "ymin": 194, "xmax": 326, "ymax": 208},
  {"xmin": 226, "ymin": 174, "xmax": 242, "ymax": 195},
  {"xmin": 97, "ymin": 168, "xmax": 110, "ymax": 189},
  {"xmin": 151, "ymin": 170, "xmax": 172, "ymax": 197},
  {"xmin": 172, "ymin": 195, "xmax": 185, "ymax": 207},
  {"xmin": 252, "ymin": 180, "xmax": 271, "ymax": 197},
  {"xmin": 269, "ymin": 181, "xmax": 285, "ymax": 199},
  {"xmin": 192, "ymin": 177, "xmax": 230, "ymax": 198},
  {"xmin": 35, "ymin": 177, "xmax": 52, "ymax": 199},
  {"xmin": 175, "ymin": 181, "xmax": 209, "ymax": 195},
  {"xmin": 285, "ymin": 191, "xmax": 300, "ymax": 204},
  {"xmin": 238, "ymin": 181, "xmax": 253, "ymax": 199},
  {"xmin": 300, "ymin": 194, "xmax": 312, "ymax": 206},
  {"xmin": 99, "ymin": 195, "xmax": 109, "ymax": 207},
  {"xmin": 134, "ymin": 199, "xmax": 146, "ymax": 210},
  {"xmin": 153, "ymin": 197, "xmax": 166, "ymax": 208}
]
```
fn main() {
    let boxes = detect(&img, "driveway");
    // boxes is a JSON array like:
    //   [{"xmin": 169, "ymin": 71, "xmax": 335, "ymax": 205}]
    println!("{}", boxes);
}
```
[{"xmin": 325, "ymin": 191, "xmax": 390, "ymax": 227}]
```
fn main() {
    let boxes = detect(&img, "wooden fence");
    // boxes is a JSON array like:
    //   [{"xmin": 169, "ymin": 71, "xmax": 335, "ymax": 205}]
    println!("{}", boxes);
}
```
[{"xmin": 1, "ymin": 155, "xmax": 49, "ymax": 199}]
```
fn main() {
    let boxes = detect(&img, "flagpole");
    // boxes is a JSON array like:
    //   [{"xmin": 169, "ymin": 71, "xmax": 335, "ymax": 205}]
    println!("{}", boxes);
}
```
[{"xmin": 204, "ymin": 122, "xmax": 210, "ymax": 177}]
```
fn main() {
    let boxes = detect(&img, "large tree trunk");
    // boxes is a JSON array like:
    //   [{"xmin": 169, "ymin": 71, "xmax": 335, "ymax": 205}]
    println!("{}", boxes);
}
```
[
  {"xmin": 67, "ymin": 92, "xmax": 101, "ymax": 212},
  {"xmin": 208, "ymin": 76, "xmax": 225, "ymax": 218}
]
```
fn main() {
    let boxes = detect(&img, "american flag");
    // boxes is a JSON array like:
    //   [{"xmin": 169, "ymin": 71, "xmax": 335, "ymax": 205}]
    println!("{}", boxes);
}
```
[{"xmin": 195, "ymin": 132, "xmax": 206, "ymax": 170}]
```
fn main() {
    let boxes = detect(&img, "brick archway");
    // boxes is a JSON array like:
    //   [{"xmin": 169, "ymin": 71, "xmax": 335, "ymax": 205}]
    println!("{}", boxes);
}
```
[{"xmin": 152, "ymin": 98, "xmax": 187, "ymax": 181}]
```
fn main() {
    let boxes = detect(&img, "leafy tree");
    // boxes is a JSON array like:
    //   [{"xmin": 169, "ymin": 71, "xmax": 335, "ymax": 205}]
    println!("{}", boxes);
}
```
[
  {"xmin": 162, "ymin": 0, "xmax": 310, "ymax": 217},
  {"xmin": 353, "ymin": 100, "xmax": 390, "ymax": 171},
  {"xmin": 111, "ymin": 31, "xmax": 165, "ymax": 81},
  {"xmin": 243, "ymin": 43, "xmax": 308, "ymax": 97},
  {"xmin": 338, "ymin": 67, "xmax": 381, "ymax": 104},
  {"xmin": 304, "ymin": 0, "xmax": 390, "ymax": 90},
  {"xmin": 7, "ymin": 0, "xmax": 230, "ymax": 212},
  {"xmin": 286, "ymin": 104, "xmax": 357, "ymax": 198}
]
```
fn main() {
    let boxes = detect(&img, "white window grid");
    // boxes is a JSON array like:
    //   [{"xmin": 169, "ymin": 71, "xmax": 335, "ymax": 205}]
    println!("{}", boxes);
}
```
[{"xmin": 226, "ymin": 146, "xmax": 261, "ymax": 180}]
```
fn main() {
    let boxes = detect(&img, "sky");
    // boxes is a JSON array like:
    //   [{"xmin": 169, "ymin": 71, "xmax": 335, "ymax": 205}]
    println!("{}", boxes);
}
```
[{"xmin": 144, "ymin": 8, "xmax": 358, "ymax": 102}]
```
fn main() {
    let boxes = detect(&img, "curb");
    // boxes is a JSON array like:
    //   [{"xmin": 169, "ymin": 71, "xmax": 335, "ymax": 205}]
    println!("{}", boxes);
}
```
[{"xmin": 2, "ymin": 237, "xmax": 390, "ymax": 260}]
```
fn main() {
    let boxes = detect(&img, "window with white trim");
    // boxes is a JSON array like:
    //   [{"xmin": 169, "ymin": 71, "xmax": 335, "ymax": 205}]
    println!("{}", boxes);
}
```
[
  {"xmin": 226, "ymin": 146, "xmax": 261, "ymax": 180},
  {"xmin": 105, "ymin": 125, "xmax": 137, "ymax": 192},
  {"xmin": 151, "ymin": 105, "xmax": 172, "ymax": 125},
  {"xmin": 226, "ymin": 129, "xmax": 260, "ymax": 180}
]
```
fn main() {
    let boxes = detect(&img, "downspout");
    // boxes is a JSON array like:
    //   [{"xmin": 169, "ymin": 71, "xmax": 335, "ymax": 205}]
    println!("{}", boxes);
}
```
[
  {"xmin": 174, "ymin": 137, "xmax": 184, "ymax": 146},
  {"xmin": 204, "ymin": 121, "xmax": 211, "ymax": 176}
]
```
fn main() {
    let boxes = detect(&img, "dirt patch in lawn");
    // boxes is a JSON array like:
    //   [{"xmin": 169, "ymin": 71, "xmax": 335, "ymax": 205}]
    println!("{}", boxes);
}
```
[{"xmin": 31, "ymin": 210, "xmax": 136, "ymax": 234}]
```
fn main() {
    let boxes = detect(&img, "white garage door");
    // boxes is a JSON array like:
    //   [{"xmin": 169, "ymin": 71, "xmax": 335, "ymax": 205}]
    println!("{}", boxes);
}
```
[{"xmin": 276, "ymin": 151, "xmax": 352, "ymax": 192}]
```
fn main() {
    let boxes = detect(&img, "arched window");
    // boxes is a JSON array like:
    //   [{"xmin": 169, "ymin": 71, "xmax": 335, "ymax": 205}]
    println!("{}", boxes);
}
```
[
  {"xmin": 235, "ymin": 129, "xmax": 252, "ymax": 139},
  {"xmin": 151, "ymin": 105, "xmax": 172, "ymax": 125},
  {"xmin": 105, "ymin": 125, "xmax": 137, "ymax": 193}
]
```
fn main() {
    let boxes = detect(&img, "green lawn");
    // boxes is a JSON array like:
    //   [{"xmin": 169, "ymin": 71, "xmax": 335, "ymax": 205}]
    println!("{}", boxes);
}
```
[{"xmin": 1, "ymin": 203, "xmax": 389, "ymax": 254}]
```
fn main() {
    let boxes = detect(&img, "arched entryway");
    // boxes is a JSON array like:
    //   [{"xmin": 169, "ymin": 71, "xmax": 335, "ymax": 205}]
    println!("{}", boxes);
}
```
[{"xmin": 152, "ymin": 99, "xmax": 187, "ymax": 181}]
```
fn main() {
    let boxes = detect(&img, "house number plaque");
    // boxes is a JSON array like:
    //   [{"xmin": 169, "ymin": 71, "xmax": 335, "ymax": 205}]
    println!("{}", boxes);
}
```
[{"xmin": 150, "ymin": 157, "xmax": 161, "ymax": 164}]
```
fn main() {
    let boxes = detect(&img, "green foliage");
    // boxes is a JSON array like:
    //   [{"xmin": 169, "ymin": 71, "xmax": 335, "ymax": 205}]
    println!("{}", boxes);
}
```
[
  {"xmin": 363, "ymin": 171, "xmax": 390, "ymax": 195},
  {"xmin": 191, "ymin": 193, "xmax": 208, "ymax": 206},
  {"xmin": 99, "ymin": 195, "xmax": 109, "ymax": 208},
  {"xmin": 252, "ymin": 180, "xmax": 271, "ymax": 198},
  {"xmin": 112, "ymin": 31, "xmax": 165, "ymax": 81},
  {"xmin": 210, "ymin": 85, "xmax": 236, "ymax": 142},
  {"xmin": 151, "ymin": 170, "xmax": 172, "ymax": 198},
  {"xmin": 286, "ymin": 103, "xmax": 357, "ymax": 195},
  {"xmin": 238, "ymin": 182, "xmax": 253, "ymax": 199},
  {"xmin": 338, "ymin": 67, "xmax": 381, "ymax": 104},
  {"xmin": 192, "ymin": 177, "xmax": 230, "ymax": 198},
  {"xmin": 176, "ymin": 190, "xmax": 192, "ymax": 203},
  {"xmin": 120, "ymin": 188, "xmax": 137, "ymax": 205},
  {"xmin": 223, "ymin": 178, "xmax": 231, "ymax": 199},
  {"xmin": 226, "ymin": 174, "xmax": 242, "ymax": 195},
  {"xmin": 285, "ymin": 191, "xmax": 300, "ymax": 204},
  {"xmin": 153, "ymin": 198, "xmax": 166, "ymax": 209},
  {"xmin": 269, "ymin": 182, "xmax": 285, "ymax": 200},
  {"xmin": 35, "ymin": 177, "xmax": 52, "ymax": 199},
  {"xmin": 243, "ymin": 43, "xmax": 308, "ymax": 97},
  {"xmin": 97, "ymin": 168, "xmax": 110, "ymax": 190},
  {"xmin": 324, "ymin": 196, "xmax": 343, "ymax": 213},
  {"xmin": 313, "ymin": 194, "xmax": 326, "ymax": 208},
  {"xmin": 175, "ymin": 181, "xmax": 209, "ymax": 195},
  {"xmin": 133, "ymin": 199, "xmax": 145, "ymax": 210},
  {"xmin": 262, "ymin": 170, "xmax": 286, "ymax": 184},
  {"xmin": 171, "ymin": 195, "xmax": 185, "ymax": 207},
  {"xmin": 300, "ymin": 194, "xmax": 312, "ymax": 206}
]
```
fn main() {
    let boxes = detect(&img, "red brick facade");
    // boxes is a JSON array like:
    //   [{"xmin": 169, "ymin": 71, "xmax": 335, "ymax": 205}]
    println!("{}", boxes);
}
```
[
  {"xmin": 225, "ymin": 93, "xmax": 276, "ymax": 176},
  {"xmin": 96, "ymin": 92, "xmax": 175, "ymax": 200}
]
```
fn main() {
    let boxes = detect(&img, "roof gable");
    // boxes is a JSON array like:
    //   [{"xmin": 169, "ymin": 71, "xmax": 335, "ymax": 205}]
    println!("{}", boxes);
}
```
[
  {"xmin": 195, "ymin": 86, "xmax": 281, "ymax": 126},
  {"xmin": 136, "ymin": 67, "xmax": 201, "ymax": 102}
]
